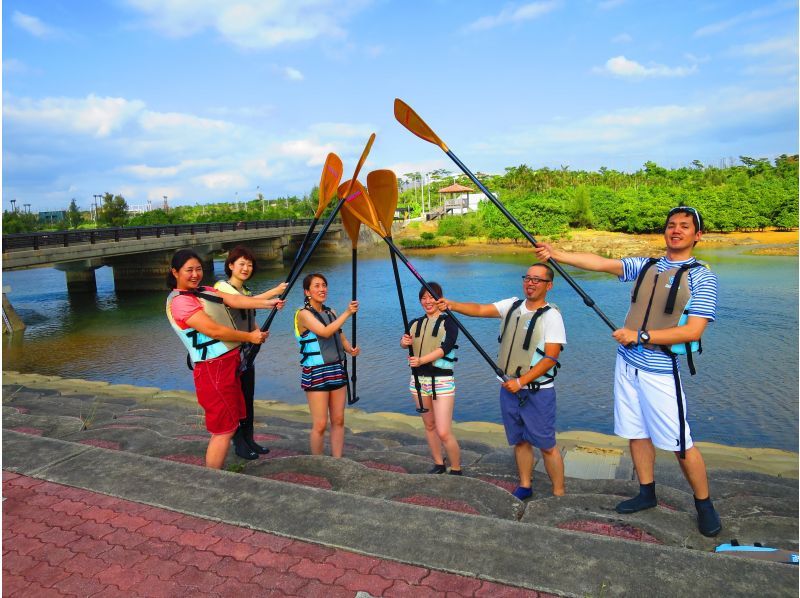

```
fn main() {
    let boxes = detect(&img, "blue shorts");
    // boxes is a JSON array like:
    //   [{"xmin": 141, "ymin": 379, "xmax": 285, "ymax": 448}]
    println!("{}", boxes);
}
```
[{"xmin": 499, "ymin": 386, "xmax": 557, "ymax": 449}]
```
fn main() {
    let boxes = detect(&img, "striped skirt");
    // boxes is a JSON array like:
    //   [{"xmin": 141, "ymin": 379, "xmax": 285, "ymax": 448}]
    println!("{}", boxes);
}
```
[{"xmin": 301, "ymin": 362, "xmax": 347, "ymax": 392}]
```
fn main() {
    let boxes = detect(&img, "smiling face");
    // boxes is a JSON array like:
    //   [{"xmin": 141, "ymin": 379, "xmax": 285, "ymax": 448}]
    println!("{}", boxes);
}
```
[
  {"xmin": 229, "ymin": 257, "xmax": 254, "ymax": 283},
  {"xmin": 522, "ymin": 265, "xmax": 553, "ymax": 302},
  {"xmin": 172, "ymin": 258, "xmax": 203, "ymax": 290},
  {"xmin": 664, "ymin": 212, "xmax": 702, "ymax": 255},
  {"xmin": 304, "ymin": 276, "xmax": 328, "ymax": 305},
  {"xmin": 419, "ymin": 291, "xmax": 438, "ymax": 316}
]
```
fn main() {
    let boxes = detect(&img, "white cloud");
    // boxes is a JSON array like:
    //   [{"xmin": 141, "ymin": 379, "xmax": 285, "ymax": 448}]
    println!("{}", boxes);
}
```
[
  {"xmin": 283, "ymin": 67, "xmax": 304, "ymax": 81},
  {"xmin": 122, "ymin": 0, "xmax": 368, "ymax": 50},
  {"xmin": 278, "ymin": 139, "xmax": 338, "ymax": 166},
  {"xmin": 731, "ymin": 36, "xmax": 798, "ymax": 58},
  {"xmin": 595, "ymin": 55, "xmax": 698, "ymax": 78},
  {"xmin": 11, "ymin": 11, "xmax": 61, "ymax": 39},
  {"xmin": 598, "ymin": 0, "xmax": 626, "ymax": 10},
  {"xmin": 464, "ymin": 1, "xmax": 560, "ymax": 32},
  {"xmin": 611, "ymin": 33, "xmax": 632, "ymax": 44},
  {"xmin": 3, "ymin": 58, "xmax": 29, "ymax": 74},
  {"xmin": 308, "ymin": 123, "xmax": 374, "ymax": 138},
  {"xmin": 694, "ymin": 1, "xmax": 795, "ymax": 37}
]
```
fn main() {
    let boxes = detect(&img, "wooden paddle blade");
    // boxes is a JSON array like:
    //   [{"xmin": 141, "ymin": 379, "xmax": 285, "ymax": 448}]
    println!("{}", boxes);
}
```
[
  {"xmin": 366, "ymin": 169, "xmax": 398, "ymax": 234},
  {"xmin": 394, "ymin": 99, "xmax": 448, "ymax": 152},
  {"xmin": 340, "ymin": 190, "xmax": 362, "ymax": 248},
  {"xmin": 340, "ymin": 179, "xmax": 383, "ymax": 236},
  {"xmin": 316, "ymin": 153, "xmax": 344, "ymax": 217},
  {"xmin": 339, "ymin": 133, "xmax": 376, "ymax": 205}
]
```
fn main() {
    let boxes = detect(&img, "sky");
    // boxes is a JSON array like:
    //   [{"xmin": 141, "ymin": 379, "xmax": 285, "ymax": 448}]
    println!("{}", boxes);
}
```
[{"xmin": 3, "ymin": 0, "xmax": 798, "ymax": 212}]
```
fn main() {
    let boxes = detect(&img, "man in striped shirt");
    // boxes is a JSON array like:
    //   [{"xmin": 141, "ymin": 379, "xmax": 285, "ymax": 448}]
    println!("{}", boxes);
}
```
[{"xmin": 534, "ymin": 207, "xmax": 721, "ymax": 537}]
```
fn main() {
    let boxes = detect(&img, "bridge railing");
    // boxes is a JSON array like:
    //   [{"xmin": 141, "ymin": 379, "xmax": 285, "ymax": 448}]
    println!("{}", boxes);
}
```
[{"xmin": 2, "ymin": 219, "xmax": 317, "ymax": 253}]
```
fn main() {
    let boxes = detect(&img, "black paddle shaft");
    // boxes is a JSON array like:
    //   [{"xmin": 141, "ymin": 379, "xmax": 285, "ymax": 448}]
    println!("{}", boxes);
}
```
[
  {"xmin": 388, "ymin": 242, "xmax": 427, "ymax": 413},
  {"xmin": 384, "ymin": 237, "xmax": 509, "ymax": 382},
  {"xmin": 446, "ymin": 149, "xmax": 617, "ymax": 332},
  {"xmin": 349, "ymin": 247, "xmax": 359, "ymax": 404},
  {"xmin": 240, "ymin": 198, "xmax": 347, "ymax": 371}
]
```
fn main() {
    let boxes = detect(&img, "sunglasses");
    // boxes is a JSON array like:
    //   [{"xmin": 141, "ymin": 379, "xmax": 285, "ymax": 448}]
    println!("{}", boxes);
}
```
[{"xmin": 668, "ymin": 206, "xmax": 703, "ymax": 231}]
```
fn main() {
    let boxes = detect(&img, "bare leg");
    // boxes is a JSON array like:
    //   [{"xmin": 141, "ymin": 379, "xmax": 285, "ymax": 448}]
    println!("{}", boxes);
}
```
[
  {"xmin": 432, "ymin": 394, "xmax": 460, "ymax": 469},
  {"xmin": 206, "ymin": 432, "xmax": 235, "ymax": 468},
  {"xmin": 417, "ymin": 393, "xmax": 444, "ymax": 465},
  {"xmin": 675, "ymin": 446, "xmax": 710, "ymax": 498},
  {"xmin": 630, "ymin": 438, "xmax": 656, "ymax": 484},
  {"xmin": 540, "ymin": 445, "xmax": 565, "ymax": 496},
  {"xmin": 514, "ymin": 441, "xmax": 534, "ymax": 488},
  {"xmin": 306, "ymin": 391, "xmax": 330, "ymax": 455},
  {"xmin": 327, "ymin": 387, "xmax": 347, "ymax": 458}
]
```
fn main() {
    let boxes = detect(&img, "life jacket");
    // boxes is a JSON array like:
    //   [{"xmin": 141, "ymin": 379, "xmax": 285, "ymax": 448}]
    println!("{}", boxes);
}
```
[
  {"xmin": 715, "ymin": 540, "xmax": 798, "ymax": 565},
  {"xmin": 623, "ymin": 258, "xmax": 706, "ymax": 373},
  {"xmin": 213, "ymin": 280, "xmax": 255, "ymax": 333},
  {"xmin": 497, "ymin": 300, "xmax": 561, "ymax": 387},
  {"xmin": 166, "ymin": 289, "xmax": 240, "ymax": 365},
  {"xmin": 408, "ymin": 314, "xmax": 457, "ymax": 373},
  {"xmin": 294, "ymin": 305, "xmax": 345, "ymax": 367},
  {"xmin": 623, "ymin": 258, "xmax": 707, "ymax": 459}
]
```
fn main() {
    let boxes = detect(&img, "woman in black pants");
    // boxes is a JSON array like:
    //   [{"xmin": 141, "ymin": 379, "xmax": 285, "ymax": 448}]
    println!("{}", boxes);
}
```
[{"xmin": 215, "ymin": 245, "xmax": 286, "ymax": 459}]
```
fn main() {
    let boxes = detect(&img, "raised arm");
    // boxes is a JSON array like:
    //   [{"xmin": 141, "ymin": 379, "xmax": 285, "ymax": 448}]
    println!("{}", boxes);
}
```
[
  {"xmin": 436, "ymin": 298, "xmax": 500, "ymax": 318},
  {"xmin": 298, "ymin": 301, "xmax": 358, "ymax": 339},
  {"xmin": 535, "ymin": 242, "xmax": 623, "ymax": 277},
  {"xmin": 221, "ymin": 293, "xmax": 284, "ymax": 311}
]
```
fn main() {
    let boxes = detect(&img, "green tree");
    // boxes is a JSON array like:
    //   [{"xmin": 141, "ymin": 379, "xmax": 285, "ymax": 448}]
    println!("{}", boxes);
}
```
[
  {"xmin": 65, "ymin": 198, "xmax": 83, "ymax": 229},
  {"xmin": 97, "ymin": 193, "xmax": 129, "ymax": 227},
  {"xmin": 569, "ymin": 186, "xmax": 594, "ymax": 228}
]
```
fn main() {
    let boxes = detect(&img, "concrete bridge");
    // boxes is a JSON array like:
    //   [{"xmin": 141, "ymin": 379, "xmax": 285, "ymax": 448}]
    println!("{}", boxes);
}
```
[{"xmin": 2, "ymin": 219, "xmax": 345, "ymax": 293}]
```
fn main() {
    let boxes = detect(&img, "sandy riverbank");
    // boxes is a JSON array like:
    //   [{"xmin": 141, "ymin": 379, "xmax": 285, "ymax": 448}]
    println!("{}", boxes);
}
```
[
  {"xmin": 396, "ymin": 226, "xmax": 799, "ymax": 259},
  {"xmin": 5, "ymin": 370, "xmax": 797, "ymax": 479}
]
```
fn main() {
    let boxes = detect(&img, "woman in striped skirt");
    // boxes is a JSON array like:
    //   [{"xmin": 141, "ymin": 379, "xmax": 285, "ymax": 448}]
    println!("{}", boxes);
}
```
[{"xmin": 294, "ymin": 273, "xmax": 360, "ymax": 457}]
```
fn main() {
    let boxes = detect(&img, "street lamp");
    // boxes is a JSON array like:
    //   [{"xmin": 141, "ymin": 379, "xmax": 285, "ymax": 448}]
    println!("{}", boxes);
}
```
[
  {"xmin": 93, "ymin": 194, "xmax": 101, "ymax": 222},
  {"xmin": 10, "ymin": 199, "xmax": 17, "ymax": 212},
  {"xmin": 23, "ymin": 203, "xmax": 31, "ymax": 214}
]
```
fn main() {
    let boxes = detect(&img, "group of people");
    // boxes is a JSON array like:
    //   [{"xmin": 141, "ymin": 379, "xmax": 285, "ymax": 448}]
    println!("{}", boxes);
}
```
[{"xmin": 165, "ymin": 206, "xmax": 721, "ymax": 538}]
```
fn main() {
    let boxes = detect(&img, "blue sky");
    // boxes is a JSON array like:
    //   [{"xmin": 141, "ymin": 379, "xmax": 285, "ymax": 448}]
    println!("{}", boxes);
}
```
[{"xmin": 3, "ymin": 0, "xmax": 798, "ymax": 212}]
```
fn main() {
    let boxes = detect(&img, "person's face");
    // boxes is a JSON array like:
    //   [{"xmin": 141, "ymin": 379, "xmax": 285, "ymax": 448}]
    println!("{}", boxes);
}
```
[
  {"xmin": 173, "ymin": 258, "xmax": 203, "ymax": 289},
  {"xmin": 230, "ymin": 257, "xmax": 254, "ymax": 282},
  {"xmin": 521, "ymin": 265, "xmax": 552, "ymax": 301},
  {"xmin": 420, "ymin": 291, "xmax": 438, "ymax": 316},
  {"xmin": 664, "ymin": 212, "xmax": 701, "ymax": 251},
  {"xmin": 305, "ymin": 277, "xmax": 328, "ymax": 304}
]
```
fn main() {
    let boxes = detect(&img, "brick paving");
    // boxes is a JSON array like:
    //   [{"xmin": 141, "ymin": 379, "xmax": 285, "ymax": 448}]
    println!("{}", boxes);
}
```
[{"xmin": 3, "ymin": 471, "xmax": 555, "ymax": 597}]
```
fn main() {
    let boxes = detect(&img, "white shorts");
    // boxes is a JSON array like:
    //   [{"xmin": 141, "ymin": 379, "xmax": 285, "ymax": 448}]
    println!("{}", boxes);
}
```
[{"xmin": 613, "ymin": 354, "xmax": 693, "ymax": 452}]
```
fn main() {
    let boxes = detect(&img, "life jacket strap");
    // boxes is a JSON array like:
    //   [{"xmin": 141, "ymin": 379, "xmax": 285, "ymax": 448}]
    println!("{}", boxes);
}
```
[
  {"xmin": 522, "ymin": 306, "xmax": 551, "ymax": 351},
  {"xmin": 498, "ymin": 299, "xmax": 524, "ymax": 343},
  {"xmin": 670, "ymin": 354, "xmax": 687, "ymax": 459},
  {"xmin": 631, "ymin": 258, "xmax": 658, "ymax": 303}
]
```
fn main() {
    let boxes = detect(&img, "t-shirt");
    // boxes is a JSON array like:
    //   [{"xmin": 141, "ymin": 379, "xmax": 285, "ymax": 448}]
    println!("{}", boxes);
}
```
[
  {"xmin": 492, "ymin": 297, "xmax": 566, "ymax": 388},
  {"xmin": 617, "ymin": 256, "xmax": 718, "ymax": 375},
  {"xmin": 169, "ymin": 286, "xmax": 218, "ymax": 330}
]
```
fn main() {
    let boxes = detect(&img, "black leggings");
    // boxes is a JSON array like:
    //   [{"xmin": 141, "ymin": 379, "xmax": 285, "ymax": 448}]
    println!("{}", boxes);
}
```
[{"xmin": 239, "ymin": 366, "xmax": 255, "ymax": 429}]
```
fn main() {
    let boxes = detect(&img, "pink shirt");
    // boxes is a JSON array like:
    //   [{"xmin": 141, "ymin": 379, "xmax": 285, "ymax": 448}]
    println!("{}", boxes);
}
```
[{"xmin": 170, "ymin": 286, "xmax": 218, "ymax": 330}]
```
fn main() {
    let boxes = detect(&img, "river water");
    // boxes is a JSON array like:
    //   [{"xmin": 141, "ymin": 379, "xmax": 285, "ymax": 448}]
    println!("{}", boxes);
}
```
[{"xmin": 3, "ymin": 244, "xmax": 798, "ymax": 451}]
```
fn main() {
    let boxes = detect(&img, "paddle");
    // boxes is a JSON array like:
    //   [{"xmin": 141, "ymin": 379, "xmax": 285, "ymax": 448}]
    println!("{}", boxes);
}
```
[
  {"xmin": 340, "ymin": 182, "xmax": 363, "ymax": 405},
  {"xmin": 345, "ymin": 169, "xmax": 519, "ymax": 400},
  {"xmin": 285, "ymin": 153, "xmax": 343, "ymax": 284},
  {"xmin": 240, "ymin": 134, "xmax": 376, "ymax": 371},
  {"xmin": 394, "ymin": 98, "xmax": 617, "ymax": 332},
  {"xmin": 366, "ymin": 170, "xmax": 427, "ymax": 413}
]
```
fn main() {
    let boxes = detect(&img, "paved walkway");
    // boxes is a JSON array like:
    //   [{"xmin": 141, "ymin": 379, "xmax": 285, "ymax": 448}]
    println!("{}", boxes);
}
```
[{"xmin": 3, "ymin": 472, "xmax": 548, "ymax": 597}]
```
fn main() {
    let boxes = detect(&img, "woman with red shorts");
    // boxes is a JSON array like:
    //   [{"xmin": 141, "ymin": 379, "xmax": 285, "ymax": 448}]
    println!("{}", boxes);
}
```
[{"xmin": 166, "ymin": 249, "xmax": 284, "ymax": 468}]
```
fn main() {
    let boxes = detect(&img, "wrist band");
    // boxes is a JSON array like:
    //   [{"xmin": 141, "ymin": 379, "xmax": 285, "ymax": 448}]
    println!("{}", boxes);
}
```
[
  {"xmin": 637, "ymin": 330, "xmax": 642, "ymax": 345},
  {"xmin": 516, "ymin": 378, "xmax": 523, "ymax": 390}
]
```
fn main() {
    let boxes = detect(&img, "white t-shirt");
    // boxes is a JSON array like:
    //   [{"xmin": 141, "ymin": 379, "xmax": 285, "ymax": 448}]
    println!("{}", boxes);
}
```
[{"xmin": 492, "ymin": 297, "xmax": 566, "ymax": 388}]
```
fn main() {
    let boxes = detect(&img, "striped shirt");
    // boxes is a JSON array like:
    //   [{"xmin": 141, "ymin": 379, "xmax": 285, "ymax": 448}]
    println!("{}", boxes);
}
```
[{"xmin": 617, "ymin": 256, "xmax": 718, "ymax": 375}]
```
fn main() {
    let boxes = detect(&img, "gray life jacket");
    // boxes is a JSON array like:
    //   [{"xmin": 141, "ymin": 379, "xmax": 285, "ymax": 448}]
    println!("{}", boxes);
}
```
[
  {"xmin": 408, "ymin": 314, "xmax": 457, "ymax": 373},
  {"xmin": 497, "ymin": 300, "xmax": 560, "ymax": 386},
  {"xmin": 214, "ymin": 280, "xmax": 255, "ymax": 332},
  {"xmin": 295, "ymin": 305, "xmax": 345, "ymax": 366},
  {"xmin": 166, "ymin": 289, "xmax": 241, "ymax": 365}
]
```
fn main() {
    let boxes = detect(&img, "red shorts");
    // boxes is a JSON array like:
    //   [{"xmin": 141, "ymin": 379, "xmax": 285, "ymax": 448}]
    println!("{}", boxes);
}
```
[{"xmin": 193, "ymin": 350, "xmax": 246, "ymax": 435}]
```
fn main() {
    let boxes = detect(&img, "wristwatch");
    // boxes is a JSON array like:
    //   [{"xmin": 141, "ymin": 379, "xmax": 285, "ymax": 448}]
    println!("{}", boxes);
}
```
[{"xmin": 639, "ymin": 330, "xmax": 651, "ymax": 344}]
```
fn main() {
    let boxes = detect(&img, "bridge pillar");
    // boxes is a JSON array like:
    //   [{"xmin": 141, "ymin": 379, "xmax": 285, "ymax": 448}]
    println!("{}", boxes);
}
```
[
  {"xmin": 2, "ymin": 293, "xmax": 26, "ymax": 334},
  {"xmin": 65, "ymin": 269, "xmax": 97, "ymax": 293},
  {"xmin": 110, "ymin": 249, "xmax": 219, "ymax": 291},
  {"xmin": 244, "ymin": 237, "xmax": 287, "ymax": 269}
]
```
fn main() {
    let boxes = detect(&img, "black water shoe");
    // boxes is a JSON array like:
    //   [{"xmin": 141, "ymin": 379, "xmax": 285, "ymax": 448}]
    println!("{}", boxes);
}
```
[
  {"xmin": 244, "ymin": 431, "xmax": 270, "ymax": 455},
  {"xmin": 232, "ymin": 428, "xmax": 258, "ymax": 460},
  {"xmin": 615, "ymin": 482, "xmax": 657, "ymax": 514},
  {"xmin": 448, "ymin": 469, "xmax": 463, "ymax": 476},
  {"xmin": 428, "ymin": 463, "xmax": 447, "ymax": 474},
  {"xmin": 695, "ymin": 496, "xmax": 722, "ymax": 537}
]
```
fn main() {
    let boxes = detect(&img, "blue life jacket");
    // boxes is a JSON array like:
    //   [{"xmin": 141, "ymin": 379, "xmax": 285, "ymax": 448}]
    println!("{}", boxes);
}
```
[
  {"xmin": 294, "ymin": 305, "xmax": 345, "ymax": 367},
  {"xmin": 166, "ymin": 288, "xmax": 240, "ymax": 364}
]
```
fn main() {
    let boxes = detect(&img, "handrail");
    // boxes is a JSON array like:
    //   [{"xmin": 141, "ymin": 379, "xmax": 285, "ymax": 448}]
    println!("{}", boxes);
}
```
[{"xmin": 1, "ymin": 218, "xmax": 320, "ymax": 253}]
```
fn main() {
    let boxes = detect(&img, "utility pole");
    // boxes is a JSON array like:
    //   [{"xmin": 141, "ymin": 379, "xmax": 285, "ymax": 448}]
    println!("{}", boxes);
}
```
[
  {"xmin": 93, "ymin": 194, "xmax": 101, "ymax": 222},
  {"xmin": 163, "ymin": 195, "xmax": 169, "ymax": 211}
]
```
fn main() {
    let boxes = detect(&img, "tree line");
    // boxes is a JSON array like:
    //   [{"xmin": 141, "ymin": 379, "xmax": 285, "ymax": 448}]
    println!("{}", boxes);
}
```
[{"xmin": 4, "ymin": 155, "xmax": 797, "ymax": 237}]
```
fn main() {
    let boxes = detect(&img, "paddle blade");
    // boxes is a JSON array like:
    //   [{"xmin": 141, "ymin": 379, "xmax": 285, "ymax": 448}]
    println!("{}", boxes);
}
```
[
  {"xmin": 394, "ymin": 99, "xmax": 448, "ymax": 152},
  {"xmin": 340, "ymin": 179, "xmax": 383, "ymax": 237},
  {"xmin": 340, "ymin": 191, "xmax": 362, "ymax": 248},
  {"xmin": 316, "ymin": 153, "xmax": 343, "ymax": 217},
  {"xmin": 366, "ymin": 169, "xmax": 398, "ymax": 234}
]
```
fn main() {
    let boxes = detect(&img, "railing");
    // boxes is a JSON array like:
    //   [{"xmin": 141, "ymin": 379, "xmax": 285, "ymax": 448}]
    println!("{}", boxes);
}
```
[{"xmin": 2, "ymin": 219, "xmax": 318, "ymax": 253}]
